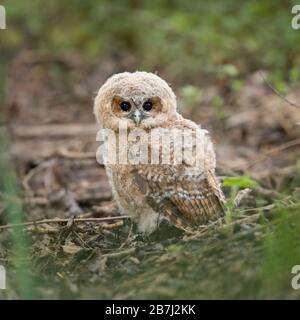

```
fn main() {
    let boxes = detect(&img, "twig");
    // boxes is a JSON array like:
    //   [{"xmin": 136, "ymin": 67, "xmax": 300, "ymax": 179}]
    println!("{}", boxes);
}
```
[
  {"xmin": 241, "ymin": 203, "xmax": 275, "ymax": 213},
  {"xmin": 57, "ymin": 147, "xmax": 95, "ymax": 160},
  {"xmin": 22, "ymin": 159, "xmax": 56, "ymax": 192},
  {"xmin": 0, "ymin": 216, "xmax": 130, "ymax": 230},
  {"xmin": 233, "ymin": 188, "xmax": 252, "ymax": 208},
  {"xmin": 119, "ymin": 220, "xmax": 134, "ymax": 249},
  {"xmin": 100, "ymin": 220, "xmax": 124, "ymax": 230},
  {"xmin": 259, "ymin": 71, "xmax": 300, "ymax": 110},
  {"xmin": 102, "ymin": 248, "xmax": 136, "ymax": 259},
  {"xmin": 11, "ymin": 123, "xmax": 99, "ymax": 138},
  {"xmin": 230, "ymin": 137, "xmax": 300, "ymax": 170},
  {"xmin": 24, "ymin": 196, "xmax": 49, "ymax": 205},
  {"xmin": 183, "ymin": 206, "xmax": 275, "ymax": 242}
]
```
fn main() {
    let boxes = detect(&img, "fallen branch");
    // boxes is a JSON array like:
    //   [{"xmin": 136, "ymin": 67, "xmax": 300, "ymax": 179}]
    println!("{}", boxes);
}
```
[
  {"xmin": 11, "ymin": 123, "xmax": 99, "ymax": 138},
  {"xmin": 230, "ymin": 137, "xmax": 300, "ymax": 170},
  {"xmin": 260, "ymin": 71, "xmax": 300, "ymax": 110},
  {"xmin": 102, "ymin": 248, "xmax": 136, "ymax": 259},
  {"xmin": 57, "ymin": 147, "xmax": 95, "ymax": 160},
  {"xmin": 22, "ymin": 159, "xmax": 56, "ymax": 192},
  {"xmin": 0, "ymin": 215, "xmax": 130, "ymax": 230}
]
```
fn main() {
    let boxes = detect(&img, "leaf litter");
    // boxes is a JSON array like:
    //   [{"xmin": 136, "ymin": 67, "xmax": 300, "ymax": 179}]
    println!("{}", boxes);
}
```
[{"xmin": 0, "ymin": 52, "xmax": 300, "ymax": 299}]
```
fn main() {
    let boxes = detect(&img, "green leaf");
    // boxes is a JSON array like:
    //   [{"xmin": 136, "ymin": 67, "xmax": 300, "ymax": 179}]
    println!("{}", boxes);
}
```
[
  {"xmin": 223, "ymin": 175, "xmax": 258, "ymax": 189},
  {"xmin": 167, "ymin": 244, "xmax": 184, "ymax": 253}
]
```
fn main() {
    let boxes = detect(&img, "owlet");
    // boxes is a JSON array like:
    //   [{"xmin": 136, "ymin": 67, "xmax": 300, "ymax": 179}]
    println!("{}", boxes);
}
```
[{"xmin": 94, "ymin": 71, "xmax": 225, "ymax": 234}]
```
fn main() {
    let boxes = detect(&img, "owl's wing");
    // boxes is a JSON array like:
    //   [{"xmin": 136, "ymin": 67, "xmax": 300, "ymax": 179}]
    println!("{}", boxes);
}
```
[{"xmin": 132, "ymin": 165, "xmax": 225, "ymax": 230}]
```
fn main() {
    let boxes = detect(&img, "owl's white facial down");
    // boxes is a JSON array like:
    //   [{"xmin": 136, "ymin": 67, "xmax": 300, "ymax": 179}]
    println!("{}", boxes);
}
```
[{"xmin": 94, "ymin": 71, "xmax": 179, "ymax": 131}]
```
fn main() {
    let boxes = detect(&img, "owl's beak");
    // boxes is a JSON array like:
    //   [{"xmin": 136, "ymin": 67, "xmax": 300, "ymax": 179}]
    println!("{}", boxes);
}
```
[
  {"xmin": 128, "ymin": 109, "xmax": 150, "ymax": 125},
  {"xmin": 132, "ymin": 109, "xmax": 142, "ymax": 125}
]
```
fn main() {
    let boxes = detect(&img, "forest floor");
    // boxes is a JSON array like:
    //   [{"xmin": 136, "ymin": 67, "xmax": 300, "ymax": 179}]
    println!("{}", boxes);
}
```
[{"xmin": 0, "ymin": 51, "xmax": 300, "ymax": 299}]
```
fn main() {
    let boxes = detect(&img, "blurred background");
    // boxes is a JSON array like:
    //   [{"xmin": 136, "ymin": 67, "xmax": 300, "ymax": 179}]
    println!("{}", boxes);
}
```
[
  {"xmin": 0, "ymin": 0, "xmax": 300, "ymax": 299},
  {"xmin": 2, "ymin": 1, "xmax": 300, "ymax": 83}
]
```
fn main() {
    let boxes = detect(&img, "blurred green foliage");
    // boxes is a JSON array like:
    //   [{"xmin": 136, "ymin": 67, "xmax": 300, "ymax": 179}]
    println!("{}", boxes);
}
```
[
  {"xmin": 262, "ymin": 201, "xmax": 300, "ymax": 298},
  {"xmin": 0, "ymin": 64, "xmax": 35, "ymax": 299},
  {"xmin": 2, "ymin": 0, "xmax": 300, "ymax": 83}
]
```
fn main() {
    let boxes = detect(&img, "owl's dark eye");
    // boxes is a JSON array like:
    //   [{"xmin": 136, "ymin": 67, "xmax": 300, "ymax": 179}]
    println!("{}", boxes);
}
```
[
  {"xmin": 120, "ymin": 101, "xmax": 131, "ymax": 112},
  {"xmin": 143, "ymin": 101, "xmax": 153, "ymax": 111}
]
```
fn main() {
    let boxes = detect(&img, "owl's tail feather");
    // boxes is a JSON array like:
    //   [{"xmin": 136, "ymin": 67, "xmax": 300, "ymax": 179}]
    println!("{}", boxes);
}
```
[{"xmin": 163, "ymin": 194, "xmax": 225, "ymax": 231}]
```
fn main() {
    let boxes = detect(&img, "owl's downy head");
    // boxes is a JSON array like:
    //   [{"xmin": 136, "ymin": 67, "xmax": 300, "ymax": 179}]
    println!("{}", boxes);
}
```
[{"xmin": 94, "ymin": 71, "xmax": 178, "ymax": 130}]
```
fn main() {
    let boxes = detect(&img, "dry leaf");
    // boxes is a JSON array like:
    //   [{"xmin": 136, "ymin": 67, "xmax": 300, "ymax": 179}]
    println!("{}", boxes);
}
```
[{"xmin": 62, "ymin": 242, "xmax": 82, "ymax": 255}]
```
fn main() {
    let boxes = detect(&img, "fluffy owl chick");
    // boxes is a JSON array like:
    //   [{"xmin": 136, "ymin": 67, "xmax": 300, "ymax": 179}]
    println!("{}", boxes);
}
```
[{"xmin": 94, "ymin": 71, "xmax": 225, "ymax": 234}]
